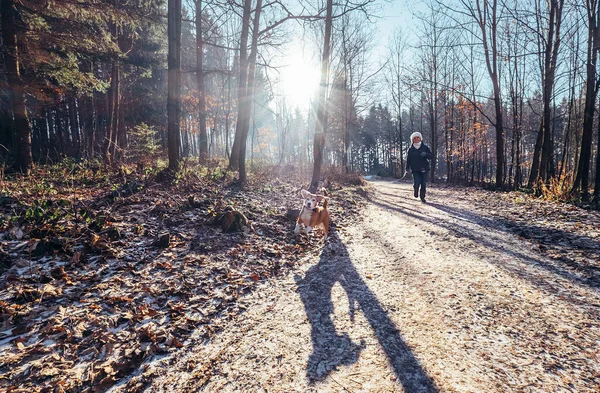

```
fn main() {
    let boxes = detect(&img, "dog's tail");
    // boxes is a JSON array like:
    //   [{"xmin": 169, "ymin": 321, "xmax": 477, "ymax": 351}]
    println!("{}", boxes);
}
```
[{"xmin": 322, "ymin": 197, "xmax": 328, "ymax": 209}]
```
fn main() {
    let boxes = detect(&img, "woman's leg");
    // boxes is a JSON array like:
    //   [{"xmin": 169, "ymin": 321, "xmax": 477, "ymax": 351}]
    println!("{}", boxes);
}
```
[
  {"xmin": 420, "ymin": 171, "xmax": 427, "ymax": 201},
  {"xmin": 412, "ymin": 172, "xmax": 421, "ymax": 198}
]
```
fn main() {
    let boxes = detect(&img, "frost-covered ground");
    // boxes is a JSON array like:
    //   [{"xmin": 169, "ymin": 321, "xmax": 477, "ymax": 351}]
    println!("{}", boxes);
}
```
[{"xmin": 141, "ymin": 180, "xmax": 600, "ymax": 393}]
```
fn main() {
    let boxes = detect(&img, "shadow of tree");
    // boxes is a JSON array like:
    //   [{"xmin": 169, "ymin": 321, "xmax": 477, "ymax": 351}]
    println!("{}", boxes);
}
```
[
  {"xmin": 378, "ymin": 184, "xmax": 600, "ymax": 264},
  {"xmin": 367, "ymin": 192, "xmax": 600, "ymax": 311},
  {"xmin": 295, "ymin": 232, "xmax": 438, "ymax": 392}
]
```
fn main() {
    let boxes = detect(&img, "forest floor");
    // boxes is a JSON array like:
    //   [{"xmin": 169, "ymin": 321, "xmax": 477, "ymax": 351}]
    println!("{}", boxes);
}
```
[{"xmin": 1, "ymin": 170, "xmax": 600, "ymax": 392}]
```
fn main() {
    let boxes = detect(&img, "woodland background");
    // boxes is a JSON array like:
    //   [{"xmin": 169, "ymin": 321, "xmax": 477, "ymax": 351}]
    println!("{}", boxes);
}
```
[
  {"xmin": 0, "ymin": 0, "xmax": 599, "ymax": 204},
  {"xmin": 2, "ymin": 1, "xmax": 600, "ymax": 391}
]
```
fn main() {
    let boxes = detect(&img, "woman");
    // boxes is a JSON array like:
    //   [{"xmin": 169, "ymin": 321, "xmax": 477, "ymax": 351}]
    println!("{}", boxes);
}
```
[{"xmin": 405, "ymin": 132, "xmax": 432, "ymax": 202}]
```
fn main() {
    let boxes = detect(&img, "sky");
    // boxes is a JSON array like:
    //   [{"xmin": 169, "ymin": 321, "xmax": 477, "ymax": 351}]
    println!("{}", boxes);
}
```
[
  {"xmin": 276, "ymin": 0, "xmax": 424, "ymax": 112},
  {"xmin": 375, "ymin": 0, "xmax": 422, "ymax": 51}
]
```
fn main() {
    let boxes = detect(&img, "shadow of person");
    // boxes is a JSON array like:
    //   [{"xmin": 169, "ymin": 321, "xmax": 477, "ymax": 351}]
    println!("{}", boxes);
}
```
[{"xmin": 295, "ymin": 231, "xmax": 438, "ymax": 392}]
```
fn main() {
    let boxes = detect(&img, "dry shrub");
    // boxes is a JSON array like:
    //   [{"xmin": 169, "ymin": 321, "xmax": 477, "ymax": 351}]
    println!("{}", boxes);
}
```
[
  {"xmin": 249, "ymin": 161, "xmax": 310, "ymax": 186},
  {"xmin": 204, "ymin": 157, "xmax": 229, "ymax": 170},
  {"xmin": 539, "ymin": 172, "xmax": 573, "ymax": 201},
  {"xmin": 321, "ymin": 166, "xmax": 366, "ymax": 189}
]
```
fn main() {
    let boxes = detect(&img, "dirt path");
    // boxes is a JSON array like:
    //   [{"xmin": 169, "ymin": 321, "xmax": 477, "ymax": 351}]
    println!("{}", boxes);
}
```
[{"xmin": 127, "ymin": 180, "xmax": 600, "ymax": 393}]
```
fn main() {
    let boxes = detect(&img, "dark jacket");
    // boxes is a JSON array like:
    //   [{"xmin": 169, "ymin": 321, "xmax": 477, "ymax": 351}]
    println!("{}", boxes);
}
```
[{"xmin": 406, "ymin": 144, "xmax": 433, "ymax": 173}]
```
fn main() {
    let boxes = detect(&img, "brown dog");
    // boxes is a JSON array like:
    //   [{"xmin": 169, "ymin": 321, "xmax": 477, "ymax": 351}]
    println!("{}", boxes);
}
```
[{"xmin": 294, "ymin": 189, "xmax": 330, "ymax": 239}]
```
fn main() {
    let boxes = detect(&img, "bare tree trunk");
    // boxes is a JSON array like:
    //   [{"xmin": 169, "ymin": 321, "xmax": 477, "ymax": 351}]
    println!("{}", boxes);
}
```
[
  {"xmin": 310, "ymin": 0, "xmax": 333, "ymax": 193},
  {"xmin": 239, "ymin": 0, "xmax": 263, "ymax": 184},
  {"xmin": 229, "ymin": 0, "xmax": 251, "ymax": 171},
  {"xmin": 117, "ymin": 91, "xmax": 126, "ymax": 154},
  {"xmin": 429, "ymin": 33, "xmax": 438, "ymax": 183},
  {"xmin": 528, "ymin": 123, "xmax": 543, "ymax": 188},
  {"xmin": 111, "ymin": 66, "xmax": 121, "ymax": 160},
  {"xmin": 559, "ymin": 49, "xmax": 578, "ymax": 179},
  {"xmin": 39, "ymin": 108, "xmax": 49, "ymax": 160},
  {"xmin": 182, "ymin": 117, "xmax": 190, "ymax": 157},
  {"xmin": 69, "ymin": 98, "xmax": 81, "ymax": 158},
  {"xmin": 465, "ymin": 0, "xmax": 505, "ymax": 188},
  {"xmin": 85, "ymin": 94, "xmax": 96, "ymax": 158},
  {"xmin": 196, "ymin": 0, "xmax": 208, "ymax": 163},
  {"xmin": 537, "ymin": 0, "xmax": 564, "ymax": 183},
  {"xmin": 397, "ymin": 51, "xmax": 405, "ymax": 175},
  {"xmin": 56, "ymin": 105, "xmax": 68, "ymax": 156},
  {"xmin": 167, "ymin": 0, "xmax": 182, "ymax": 170},
  {"xmin": 104, "ymin": 63, "xmax": 119, "ymax": 163},
  {"xmin": 47, "ymin": 107, "xmax": 57, "ymax": 160},
  {"xmin": 572, "ymin": 1, "xmax": 599, "ymax": 201},
  {"xmin": 343, "ymin": 75, "xmax": 350, "ymax": 173},
  {"xmin": 0, "ymin": 97, "xmax": 13, "ymax": 158},
  {"xmin": 512, "ymin": 37, "xmax": 525, "ymax": 189},
  {"xmin": 1, "ymin": 0, "xmax": 32, "ymax": 174},
  {"xmin": 593, "ymin": 113, "xmax": 600, "ymax": 204},
  {"xmin": 491, "ymin": 75, "xmax": 504, "ymax": 188}
]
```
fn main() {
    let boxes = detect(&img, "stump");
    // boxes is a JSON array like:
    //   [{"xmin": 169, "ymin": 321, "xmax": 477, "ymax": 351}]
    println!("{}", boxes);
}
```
[{"xmin": 214, "ymin": 207, "xmax": 248, "ymax": 233}]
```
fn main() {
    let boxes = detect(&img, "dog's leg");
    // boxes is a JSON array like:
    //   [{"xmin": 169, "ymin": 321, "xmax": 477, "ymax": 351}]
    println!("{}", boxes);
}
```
[
  {"xmin": 322, "ymin": 217, "xmax": 330, "ymax": 240},
  {"xmin": 304, "ymin": 226, "xmax": 312, "ymax": 235},
  {"xmin": 294, "ymin": 222, "xmax": 301, "ymax": 235}
]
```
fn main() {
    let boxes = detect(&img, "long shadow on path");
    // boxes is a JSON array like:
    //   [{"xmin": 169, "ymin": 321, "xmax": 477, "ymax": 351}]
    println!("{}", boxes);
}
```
[{"xmin": 295, "ymin": 232, "xmax": 438, "ymax": 392}]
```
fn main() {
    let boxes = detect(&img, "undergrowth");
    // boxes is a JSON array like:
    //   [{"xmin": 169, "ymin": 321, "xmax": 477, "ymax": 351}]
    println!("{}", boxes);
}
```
[{"xmin": 1, "ymin": 158, "xmax": 367, "ymax": 235}]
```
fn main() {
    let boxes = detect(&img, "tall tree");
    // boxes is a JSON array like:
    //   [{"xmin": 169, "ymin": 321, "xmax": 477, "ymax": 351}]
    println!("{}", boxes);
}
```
[
  {"xmin": 506, "ymin": 10, "xmax": 526, "ymax": 189},
  {"xmin": 528, "ymin": 0, "xmax": 565, "ymax": 186},
  {"xmin": 459, "ymin": 0, "xmax": 505, "ymax": 188},
  {"xmin": 1, "ymin": 0, "xmax": 32, "ymax": 174},
  {"xmin": 167, "ymin": 0, "xmax": 182, "ymax": 170},
  {"xmin": 572, "ymin": 0, "xmax": 599, "ymax": 201},
  {"xmin": 384, "ymin": 29, "xmax": 408, "ymax": 176},
  {"xmin": 229, "ymin": 0, "xmax": 252, "ymax": 172},
  {"xmin": 309, "ymin": 0, "xmax": 333, "ymax": 192},
  {"xmin": 238, "ymin": 0, "xmax": 263, "ymax": 183},
  {"xmin": 594, "ymin": 110, "xmax": 600, "ymax": 205},
  {"xmin": 196, "ymin": 0, "xmax": 208, "ymax": 163}
]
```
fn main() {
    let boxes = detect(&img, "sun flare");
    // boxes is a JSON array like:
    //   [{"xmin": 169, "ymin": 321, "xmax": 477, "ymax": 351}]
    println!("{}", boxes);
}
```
[{"xmin": 279, "ymin": 51, "xmax": 321, "ymax": 110}]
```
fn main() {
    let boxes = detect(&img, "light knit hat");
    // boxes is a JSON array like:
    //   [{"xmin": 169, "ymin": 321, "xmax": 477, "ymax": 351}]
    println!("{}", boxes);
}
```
[{"xmin": 410, "ymin": 132, "xmax": 423, "ymax": 143}]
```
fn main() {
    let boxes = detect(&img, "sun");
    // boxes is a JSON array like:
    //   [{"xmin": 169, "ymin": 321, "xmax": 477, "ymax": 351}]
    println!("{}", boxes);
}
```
[{"xmin": 278, "ymin": 50, "xmax": 321, "ymax": 110}]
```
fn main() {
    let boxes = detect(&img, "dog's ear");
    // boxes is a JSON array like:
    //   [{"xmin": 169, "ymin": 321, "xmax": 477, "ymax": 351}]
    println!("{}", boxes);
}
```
[
  {"xmin": 300, "ymin": 189, "xmax": 310, "ymax": 198},
  {"xmin": 315, "ymin": 195, "xmax": 324, "ymax": 203}
]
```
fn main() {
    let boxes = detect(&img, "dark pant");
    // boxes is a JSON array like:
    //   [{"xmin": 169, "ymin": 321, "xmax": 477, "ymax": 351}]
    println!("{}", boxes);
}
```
[{"xmin": 412, "ymin": 171, "xmax": 427, "ymax": 198}]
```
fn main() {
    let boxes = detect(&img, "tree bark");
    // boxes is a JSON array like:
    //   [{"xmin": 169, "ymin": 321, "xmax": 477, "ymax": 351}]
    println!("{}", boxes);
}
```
[
  {"xmin": 196, "ymin": 0, "xmax": 208, "ymax": 163},
  {"xmin": 117, "ymin": 92, "xmax": 126, "ymax": 154},
  {"xmin": 104, "ymin": 63, "xmax": 120, "ymax": 162},
  {"xmin": 0, "ymin": 98, "xmax": 12, "ymax": 158},
  {"xmin": 239, "ymin": 0, "xmax": 263, "ymax": 184},
  {"xmin": 572, "ymin": 0, "xmax": 599, "ymax": 201},
  {"xmin": 1, "ymin": 0, "xmax": 32, "ymax": 174},
  {"xmin": 593, "ymin": 111, "xmax": 600, "ymax": 205},
  {"xmin": 470, "ymin": 0, "xmax": 505, "ymax": 188},
  {"xmin": 39, "ymin": 108, "xmax": 49, "ymax": 161},
  {"xmin": 167, "ymin": 0, "xmax": 182, "ymax": 170},
  {"xmin": 537, "ymin": 0, "xmax": 564, "ymax": 184},
  {"xmin": 56, "ymin": 105, "xmax": 69, "ymax": 157},
  {"xmin": 310, "ymin": 0, "xmax": 333, "ymax": 193},
  {"xmin": 528, "ymin": 123, "xmax": 543, "ymax": 188},
  {"xmin": 229, "ymin": 0, "xmax": 252, "ymax": 171},
  {"xmin": 69, "ymin": 97, "xmax": 81, "ymax": 158}
]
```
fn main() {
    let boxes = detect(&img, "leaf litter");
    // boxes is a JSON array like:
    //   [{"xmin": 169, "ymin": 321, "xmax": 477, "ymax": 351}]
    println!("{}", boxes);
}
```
[
  {"xmin": 3, "ymin": 173, "xmax": 598, "ymax": 393},
  {"xmin": 0, "ymin": 165, "xmax": 365, "ymax": 392}
]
